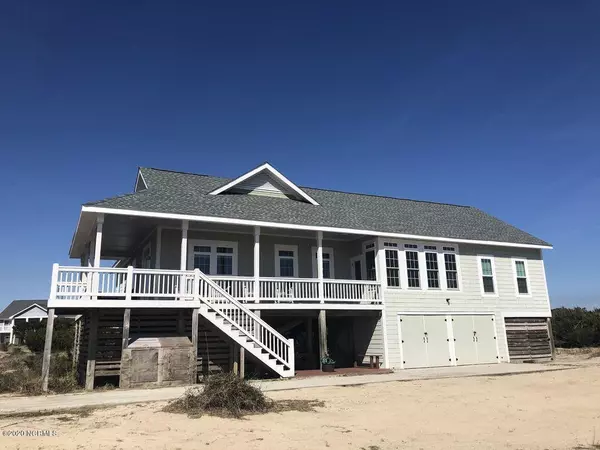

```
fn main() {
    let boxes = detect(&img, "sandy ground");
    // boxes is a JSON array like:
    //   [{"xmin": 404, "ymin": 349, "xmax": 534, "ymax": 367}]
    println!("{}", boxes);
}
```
[{"xmin": 1, "ymin": 354, "xmax": 599, "ymax": 450}]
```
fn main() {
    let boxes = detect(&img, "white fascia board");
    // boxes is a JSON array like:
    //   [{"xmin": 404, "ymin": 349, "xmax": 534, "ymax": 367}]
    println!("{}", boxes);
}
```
[
  {"xmin": 9, "ymin": 303, "xmax": 48, "ymax": 319},
  {"xmin": 80, "ymin": 205, "xmax": 554, "ymax": 250},
  {"xmin": 208, "ymin": 163, "xmax": 320, "ymax": 206}
]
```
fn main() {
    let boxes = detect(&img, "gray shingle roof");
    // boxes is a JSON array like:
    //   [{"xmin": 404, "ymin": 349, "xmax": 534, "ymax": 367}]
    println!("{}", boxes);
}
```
[
  {"xmin": 0, "ymin": 300, "xmax": 47, "ymax": 320},
  {"xmin": 85, "ymin": 167, "xmax": 550, "ymax": 247}
]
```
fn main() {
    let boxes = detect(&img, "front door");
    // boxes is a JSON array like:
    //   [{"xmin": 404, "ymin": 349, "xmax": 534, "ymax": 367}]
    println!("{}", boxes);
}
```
[{"xmin": 351, "ymin": 257, "xmax": 363, "ymax": 280}]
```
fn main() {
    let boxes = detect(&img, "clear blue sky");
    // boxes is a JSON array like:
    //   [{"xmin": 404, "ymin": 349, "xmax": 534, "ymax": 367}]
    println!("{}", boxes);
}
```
[{"xmin": 0, "ymin": 1, "xmax": 598, "ymax": 310}]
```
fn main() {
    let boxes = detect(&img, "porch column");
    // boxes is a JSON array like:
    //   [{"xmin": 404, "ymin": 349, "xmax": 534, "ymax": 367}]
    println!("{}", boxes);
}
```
[
  {"xmin": 375, "ymin": 237, "xmax": 390, "ymax": 368},
  {"xmin": 85, "ymin": 310, "xmax": 98, "ymax": 391},
  {"xmin": 317, "ymin": 231, "xmax": 324, "ymax": 303},
  {"xmin": 8, "ymin": 320, "xmax": 14, "ymax": 345},
  {"xmin": 41, "ymin": 308, "xmax": 55, "ymax": 392},
  {"xmin": 93, "ymin": 214, "xmax": 104, "ymax": 268},
  {"xmin": 318, "ymin": 310, "xmax": 327, "ymax": 369},
  {"xmin": 254, "ymin": 226, "xmax": 260, "ymax": 302},
  {"xmin": 180, "ymin": 220, "xmax": 189, "ymax": 271},
  {"xmin": 191, "ymin": 308, "xmax": 199, "ymax": 383}
]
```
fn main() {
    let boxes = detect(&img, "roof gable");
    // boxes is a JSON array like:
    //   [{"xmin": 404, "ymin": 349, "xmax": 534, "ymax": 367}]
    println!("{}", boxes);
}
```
[
  {"xmin": 208, "ymin": 163, "xmax": 320, "ymax": 205},
  {"xmin": 0, "ymin": 300, "xmax": 48, "ymax": 320}
]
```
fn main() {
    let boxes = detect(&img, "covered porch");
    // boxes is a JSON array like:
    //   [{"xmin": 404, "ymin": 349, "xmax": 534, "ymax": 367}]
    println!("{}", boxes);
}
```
[{"xmin": 53, "ymin": 211, "xmax": 386, "ymax": 309}]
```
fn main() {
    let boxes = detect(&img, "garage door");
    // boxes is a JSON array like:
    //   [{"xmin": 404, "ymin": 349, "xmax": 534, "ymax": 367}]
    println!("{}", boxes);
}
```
[
  {"xmin": 505, "ymin": 318, "xmax": 552, "ymax": 360},
  {"xmin": 399, "ymin": 315, "xmax": 452, "ymax": 369},
  {"xmin": 453, "ymin": 315, "xmax": 498, "ymax": 366},
  {"xmin": 400, "ymin": 314, "xmax": 498, "ymax": 369}
]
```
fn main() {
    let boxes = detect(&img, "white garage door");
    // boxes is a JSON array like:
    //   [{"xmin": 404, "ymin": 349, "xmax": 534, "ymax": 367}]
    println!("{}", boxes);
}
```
[
  {"xmin": 400, "ymin": 314, "xmax": 498, "ymax": 369},
  {"xmin": 399, "ymin": 315, "xmax": 452, "ymax": 369},
  {"xmin": 452, "ymin": 315, "xmax": 498, "ymax": 366}
]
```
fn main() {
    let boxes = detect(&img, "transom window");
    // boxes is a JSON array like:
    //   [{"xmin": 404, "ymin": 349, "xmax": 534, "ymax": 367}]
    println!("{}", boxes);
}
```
[
  {"xmin": 444, "ymin": 253, "xmax": 459, "ymax": 289},
  {"xmin": 479, "ymin": 256, "xmax": 496, "ymax": 294},
  {"xmin": 405, "ymin": 250, "xmax": 420, "ymax": 288},
  {"xmin": 189, "ymin": 241, "xmax": 237, "ymax": 275},
  {"xmin": 514, "ymin": 259, "xmax": 529, "ymax": 295},
  {"xmin": 276, "ymin": 245, "xmax": 298, "ymax": 277},
  {"xmin": 425, "ymin": 252, "xmax": 440, "ymax": 288}
]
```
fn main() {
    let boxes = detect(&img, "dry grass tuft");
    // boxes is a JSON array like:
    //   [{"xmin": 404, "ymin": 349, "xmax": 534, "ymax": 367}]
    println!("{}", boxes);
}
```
[
  {"xmin": 0, "ymin": 348, "xmax": 78, "ymax": 395},
  {"xmin": 163, "ymin": 372, "xmax": 323, "ymax": 418}
]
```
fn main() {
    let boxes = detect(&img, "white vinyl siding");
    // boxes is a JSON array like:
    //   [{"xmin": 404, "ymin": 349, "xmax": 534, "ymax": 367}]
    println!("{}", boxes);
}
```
[{"xmin": 382, "ymin": 245, "xmax": 551, "ymax": 369}]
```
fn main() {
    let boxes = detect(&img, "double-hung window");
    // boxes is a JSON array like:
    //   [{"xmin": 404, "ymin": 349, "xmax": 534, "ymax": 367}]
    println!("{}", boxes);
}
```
[
  {"xmin": 384, "ymin": 242, "xmax": 400, "ymax": 287},
  {"xmin": 276, "ymin": 245, "xmax": 298, "ymax": 277},
  {"xmin": 514, "ymin": 259, "xmax": 530, "ymax": 295},
  {"xmin": 479, "ymin": 256, "xmax": 497, "ymax": 294},
  {"xmin": 424, "ymin": 246, "xmax": 440, "ymax": 288},
  {"xmin": 190, "ymin": 241, "xmax": 237, "ymax": 275},
  {"xmin": 405, "ymin": 244, "xmax": 420, "ymax": 288},
  {"xmin": 443, "ymin": 247, "xmax": 459, "ymax": 290}
]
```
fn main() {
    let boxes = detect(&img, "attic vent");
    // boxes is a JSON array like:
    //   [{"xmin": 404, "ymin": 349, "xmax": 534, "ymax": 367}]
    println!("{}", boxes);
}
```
[
  {"xmin": 232, "ymin": 171, "xmax": 295, "ymax": 199},
  {"xmin": 208, "ymin": 163, "xmax": 320, "ymax": 205}
]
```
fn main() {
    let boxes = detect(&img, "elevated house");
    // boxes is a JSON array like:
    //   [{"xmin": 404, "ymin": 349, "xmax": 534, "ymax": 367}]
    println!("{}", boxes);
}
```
[
  {"xmin": 0, "ymin": 300, "xmax": 48, "ymax": 345},
  {"xmin": 41, "ymin": 163, "xmax": 553, "ymax": 390}
]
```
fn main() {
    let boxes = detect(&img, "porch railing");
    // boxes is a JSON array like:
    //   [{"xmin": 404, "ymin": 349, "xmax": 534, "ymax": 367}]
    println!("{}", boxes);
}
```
[{"xmin": 51, "ymin": 265, "xmax": 383, "ymax": 306}]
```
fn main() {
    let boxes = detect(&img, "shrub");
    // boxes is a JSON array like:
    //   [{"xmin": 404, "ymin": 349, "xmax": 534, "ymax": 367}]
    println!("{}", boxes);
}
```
[
  {"xmin": 552, "ymin": 307, "xmax": 600, "ymax": 348},
  {"xmin": 0, "ymin": 351, "xmax": 78, "ymax": 395},
  {"xmin": 12, "ymin": 319, "xmax": 75, "ymax": 354}
]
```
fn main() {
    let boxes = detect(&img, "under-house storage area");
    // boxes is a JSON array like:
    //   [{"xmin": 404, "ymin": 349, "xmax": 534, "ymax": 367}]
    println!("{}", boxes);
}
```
[{"xmin": 398, "ymin": 314, "xmax": 499, "ymax": 369}]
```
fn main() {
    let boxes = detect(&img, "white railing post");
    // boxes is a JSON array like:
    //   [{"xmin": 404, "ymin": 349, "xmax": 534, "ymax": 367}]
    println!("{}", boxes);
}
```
[
  {"xmin": 194, "ymin": 268, "xmax": 201, "ymax": 302},
  {"xmin": 288, "ymin": 338, "xmax": 295, "ymax": 375},
  {"xmin": 49, "ymin": 263, "xmax": 59, "ymax": 302},
  {"xmin": 125, "ymin": 266, "xmax": 134, "ymax": 301}
]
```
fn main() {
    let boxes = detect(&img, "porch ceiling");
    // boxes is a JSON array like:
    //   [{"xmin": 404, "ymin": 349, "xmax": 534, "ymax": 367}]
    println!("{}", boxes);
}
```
[{"xmin": 70, "ymin": 211, "xmax": 372, "ymax": 259}]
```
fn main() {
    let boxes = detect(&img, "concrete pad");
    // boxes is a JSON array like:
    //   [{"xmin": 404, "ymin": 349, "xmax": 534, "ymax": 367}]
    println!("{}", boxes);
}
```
[{"xmin": 0, "ymin": 363, "xmax": 573, "ymax": 416}]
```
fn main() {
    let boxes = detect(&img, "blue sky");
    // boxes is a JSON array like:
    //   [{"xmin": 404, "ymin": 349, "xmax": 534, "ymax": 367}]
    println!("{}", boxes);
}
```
[{"xmin": 0, "ymin": 1, "xmax": 598, "ymax": 310}]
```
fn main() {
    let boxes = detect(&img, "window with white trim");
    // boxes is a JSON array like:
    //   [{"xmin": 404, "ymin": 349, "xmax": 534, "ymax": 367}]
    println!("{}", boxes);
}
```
[
  {"xmin": 479, "ymin": 257, "xmax": 496, "ymax": 294},
  {"xmin": 190, "ymin": 240, "xmax": 238, "ymax": 275},
  {"xmin": 444, "ymin": 253, "xmax": 459, "ymax": 289},
  {"xmin": 514, "ymin": 259, "xmax": 529, "ymax": 295},
  {"xmin": 405, "ymin": 248, "xmax": 420, "ymax": 288},
  {"xmin": 216, "ymin": 247, "xmax": 234, "ymax": 275},
  {"xmin": 276, "ymin": 245, "xmax": 298, "ymax": 277},
  {"xmin": 384, "ymin": 242, "xmax": 400, "ymax": 287},
  {"xmin": 193, "ymin": 245, "xmax": 211, "ymax": 273},
  {"xmin": 425, "ymin": 251, "xmax": 440, "ymax": 288}
]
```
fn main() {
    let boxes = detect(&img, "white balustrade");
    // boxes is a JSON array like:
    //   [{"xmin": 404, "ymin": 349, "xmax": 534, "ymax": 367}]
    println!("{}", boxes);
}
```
[{"xmin": 51, "ymin": 266, "xmax": 382, "ymax": 305}]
